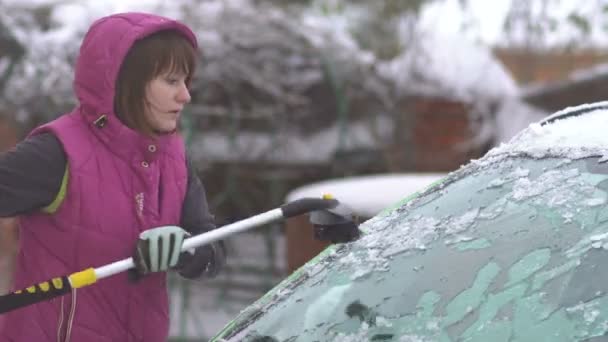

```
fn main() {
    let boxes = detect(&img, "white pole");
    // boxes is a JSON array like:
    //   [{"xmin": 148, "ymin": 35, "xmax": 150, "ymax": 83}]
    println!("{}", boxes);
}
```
[
  {"xmin": 182, "ymin": 209, "xmax": 283, "ymax": 251},
  {"xmin": 93, "ymin": 208, "xmax": 285, "ymax": 280}
]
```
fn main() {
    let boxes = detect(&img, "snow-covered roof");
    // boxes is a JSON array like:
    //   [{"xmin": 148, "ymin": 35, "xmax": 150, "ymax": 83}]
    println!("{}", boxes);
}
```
[
  {"xmin": 285, "ymin": 173, "xmax": 446, "ymax": 218},
  {"xmin": 521, "ymin": 62, "xmax": 608, "ymax": 112},
  {"xmin": 566, "ymin": 63, "xmax": 608, "ymax": 84},
  {"xmin": 378, "ymin": 32, "xmax": 519, "ymax": 103},
  {"xmin": 523, "ymin": 63, "xmax": 608, "ymax": 101},
  {"xmin": 487, "ymin": 102, "xmax": 608, "ymax": 160}
]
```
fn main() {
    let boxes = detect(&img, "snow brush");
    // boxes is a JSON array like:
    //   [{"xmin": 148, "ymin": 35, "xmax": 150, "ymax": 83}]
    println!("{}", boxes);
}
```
[{"xmin": 0, "ymin": 196, "xmax": 359, "ymax": 314}]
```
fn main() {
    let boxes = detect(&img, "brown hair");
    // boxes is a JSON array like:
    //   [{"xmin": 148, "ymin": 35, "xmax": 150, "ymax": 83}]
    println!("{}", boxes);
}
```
[{"xmin": 114, "ymin": 30, "xmax": 197, "ymax": 135}]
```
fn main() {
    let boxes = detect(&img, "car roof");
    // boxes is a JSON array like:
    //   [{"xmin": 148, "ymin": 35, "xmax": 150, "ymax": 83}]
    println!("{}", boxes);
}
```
[
  {"xmin": 486, "ymin": 101, "xmax": 608, "ymax": 161},
  {"xmin": 539, "ymin": 101, "xmax": 608, "ymax": 125}
]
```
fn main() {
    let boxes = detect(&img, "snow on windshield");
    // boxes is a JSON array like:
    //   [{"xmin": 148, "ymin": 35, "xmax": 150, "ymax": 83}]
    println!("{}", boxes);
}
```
[{"xmin": 488, "ymin": 104, "xmax": 608, "ymax": 160}]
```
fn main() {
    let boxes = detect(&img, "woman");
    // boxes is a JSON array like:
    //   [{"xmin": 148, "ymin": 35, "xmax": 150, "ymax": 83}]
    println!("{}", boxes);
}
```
[{"xmin": 0, "ymin": 12, "xmax": 225, "ymax": 341}]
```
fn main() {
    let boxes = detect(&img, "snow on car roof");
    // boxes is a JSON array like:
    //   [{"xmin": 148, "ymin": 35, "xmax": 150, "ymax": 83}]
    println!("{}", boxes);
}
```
[{"xmin": 486, "ymin": 102, "xmax": 608, "ymax": 161}]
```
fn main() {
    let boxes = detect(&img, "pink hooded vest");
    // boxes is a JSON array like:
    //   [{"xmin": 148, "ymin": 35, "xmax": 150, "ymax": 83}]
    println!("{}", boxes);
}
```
[{"xmin": 1, "ymin": 13, "xmax": 196, "ymax": 342}]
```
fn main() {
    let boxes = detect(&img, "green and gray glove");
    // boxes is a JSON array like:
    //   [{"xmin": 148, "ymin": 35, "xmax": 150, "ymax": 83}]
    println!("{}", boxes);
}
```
[{"xmin": 132, "ymin": 225, "xmax": 190, "ymax": 276}]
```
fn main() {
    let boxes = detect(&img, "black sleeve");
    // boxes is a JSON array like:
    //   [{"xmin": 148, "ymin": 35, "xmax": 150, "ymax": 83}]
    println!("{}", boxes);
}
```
[
  {"xmin": 0, "ymin": 133, "xmax": 66, "ymax": 217},
  {"xmin": 177, "ymin": 158, "xmax": 226, "ymax": 279},
  {"xmin": 180, "ymin": 158, "xmax": 216, "ymax": 234}
]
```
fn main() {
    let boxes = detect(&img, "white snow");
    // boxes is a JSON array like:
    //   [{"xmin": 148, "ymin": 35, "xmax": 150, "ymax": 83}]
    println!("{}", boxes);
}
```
[
  {"xmin": 487, "ymin": 167, "xmax": 530, "ymax": 188},
  {"xmin": 566, "ymin": 301, "xmax": 601, "ymax": 325},
  {"xmin": 378, "ymin": 32, "xmax": 519, "ymax": 103},
  {"xmin": 303, "ymin": 284, "xmax": 352, "ymax": 330},
  {"xmin": 584, "ymin": 198, "xmax": 606, "ymax": 207},
  {"xmin": 522, "ymin": 62, "xmax": 608, "ymax": 102},
  {"xmin": 488, "ymin": 103, "xmax": 608, "ymax": 159},
  {"xmin": 375, "ymin": 29, "xmax": 526, "ymax": 149},
  {"xmin": 286, "ymin": 173, "xmax": 445, "ymax": 218},
  {"xmin": 570, "ymin": 63, "xmax": 608, "ymax": 83},
  {"xmin": 511, "ymin": 169, "xmax": 580, "ymax": 202},
  {"xmin": 299, "ymin": 3, "xmax": 375, "ymax": 66},
  {"xmin": 445, "ymin": 208, "xmax": 479, "ymax": 235},
  {"xmin": 494, "ymin": 98, "xmax": 549, "ymax": 143}
]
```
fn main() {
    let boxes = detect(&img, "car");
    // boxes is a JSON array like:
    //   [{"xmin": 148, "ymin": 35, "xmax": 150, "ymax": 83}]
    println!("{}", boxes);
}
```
[{"xmin": 210, "ymin": 102, "xmax": 608, "ymax": 342}]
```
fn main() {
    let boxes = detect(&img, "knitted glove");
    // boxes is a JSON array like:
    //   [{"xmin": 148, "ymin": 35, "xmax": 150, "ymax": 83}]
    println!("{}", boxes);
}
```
[
  {"xmin": 132, "ymin": 226, "xmax": 189, "ymax": 276},
  {"xmin": 176, "ymin": 241, "xmax": 226, "ymax": 279}
]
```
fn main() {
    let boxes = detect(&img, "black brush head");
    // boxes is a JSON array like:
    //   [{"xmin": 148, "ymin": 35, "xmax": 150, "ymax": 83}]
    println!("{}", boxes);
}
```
[{"xmin": 309, "ymin": 202, "xmax": 360, "ymax": 243}]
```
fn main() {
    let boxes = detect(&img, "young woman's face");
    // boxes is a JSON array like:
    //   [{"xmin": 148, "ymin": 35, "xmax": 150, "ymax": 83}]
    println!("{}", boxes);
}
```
[{"xmin": 143, "ymin": 71, "xmax": 191, "ymax": 134}]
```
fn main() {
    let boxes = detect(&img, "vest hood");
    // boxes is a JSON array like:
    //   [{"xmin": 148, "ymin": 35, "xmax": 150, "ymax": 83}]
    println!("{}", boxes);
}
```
[
  {"xmin": 74, "ymin": 12, "xmax": 197, "ymax": 126},
  {"xmin": 70, "ymin": 12, "xmax": 197, "ymax": 161}
]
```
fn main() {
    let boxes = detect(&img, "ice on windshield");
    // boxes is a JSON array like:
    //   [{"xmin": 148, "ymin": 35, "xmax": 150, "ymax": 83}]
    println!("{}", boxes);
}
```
[
  {"xmin": 486, "ymin": 167, "xmax": 530, "ymax": 188},
  {"xmin": 339, "ymin": 164, "xmax": 599, "ymax": 279}
]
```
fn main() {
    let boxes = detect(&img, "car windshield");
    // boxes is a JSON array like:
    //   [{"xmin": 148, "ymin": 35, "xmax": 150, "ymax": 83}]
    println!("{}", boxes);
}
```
[{"xmin": 215, "ymin": 154, "xmax": 608, "ymax": 341}]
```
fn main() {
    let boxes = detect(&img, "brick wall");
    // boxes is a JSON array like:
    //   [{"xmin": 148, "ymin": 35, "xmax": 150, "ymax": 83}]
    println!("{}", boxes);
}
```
[{"xmin": 411, "ymin": 98, "xmax": 483, "ymax": 171}]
